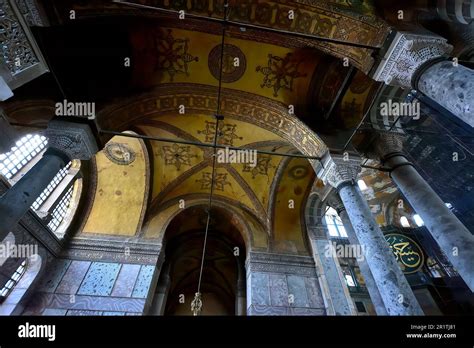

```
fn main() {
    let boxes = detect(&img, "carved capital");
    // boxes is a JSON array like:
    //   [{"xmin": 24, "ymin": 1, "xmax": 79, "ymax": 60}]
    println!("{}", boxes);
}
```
[
  {"xmin": 45, "ymin": 120, "xmax": 98, "ymax": 160},
  {"xmin": 372, "ymin": 32, "xmax": 453, "ymax": 88},
  {"xmin": 374, "ymin": 131, "xmax": 407, "ymax": 159},
  {"xmin": 326, "ymin": 192, "xmax": 345, "ymax": 215},
  {"xmin": 317, "ymin": 154, "xmax": 361, "ymax": 189},
  {"xmin": 14, "ymin": 0, "xmax": 49, "ymax": 26},
  {"xmin": 0, "ymin": 0, "xmax": 48, "ymax": 89}
]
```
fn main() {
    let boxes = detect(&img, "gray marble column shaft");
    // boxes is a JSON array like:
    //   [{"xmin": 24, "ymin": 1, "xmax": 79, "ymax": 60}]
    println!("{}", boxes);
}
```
[
  {"xmin": 338, "ymin": 209, "xmax": 388, "ymax": 315},
  {"xmin": 236, "ymin": 261, "xmax": 246, "ymax": 316},
  {"xmin": 386, "ymin": 154, "xmax": 474, "ymax": 291},
  {"xmin": 0, "ymin": 149, "xmax": 68, "ymax": 240},
  {"xmin": 309, "ymin": 237, "xmax": 357, "ymax": 315},
  {"xmin": 417, "ymin": 60, "xmax": 474, "ymax": 127},
  {"xmin": 338, "ymin": 184, "xmax": 424, "ymax": 315}
]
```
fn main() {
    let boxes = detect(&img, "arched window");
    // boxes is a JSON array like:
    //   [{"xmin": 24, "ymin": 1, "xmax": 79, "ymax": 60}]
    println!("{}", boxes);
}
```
[
  {"xmin": 324, "ymin": 207, "xmax": 348, "ymax": 238},
  {"xmin": 31, "ymin": 161, "xmax": 72, "ymax": 210},
  {"xmin": 357, "ymin": 179, "xmax": 368, "ymax": 191},
  {"xmin": 400, "ymin": 216, "xmax": 410, "ymax": 228},
  {"xmin": 0, "ymin": 134, "xmax": 47, "ymax": 179},
  {"xmin": 0, "ymin": 259, "xmax": 27, "ymax": 303},
  {"xmin": 47, "ymin": 185, "xmax": 74, "ymax": 231},
  {"xmin": 0, "ymin": 133, "xmax": 81, "ymax": 236},
  {"xmin": 413, "ymin": 214, "xmax": 424, "ymax": 227}
]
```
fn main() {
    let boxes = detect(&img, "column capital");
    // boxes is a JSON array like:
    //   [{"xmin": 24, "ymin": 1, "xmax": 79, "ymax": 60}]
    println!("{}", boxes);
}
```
[
  {"xmin": 372, "ymin": 31, "xmax": 453, "ymax": 88},
  {"xmin": 44, "ymin": 120, "xmax": 98, "ymax": 160},
  {"xmin": 317, "ymin": 154, "xmax": 361, "ymax": 189},
  {"xmin": 374, "ymin": 131, "xmax": 407, "ymax": 160},
  {"xmin": 326, "ymin": 192, "xmax": 345, "ymax": 215}
]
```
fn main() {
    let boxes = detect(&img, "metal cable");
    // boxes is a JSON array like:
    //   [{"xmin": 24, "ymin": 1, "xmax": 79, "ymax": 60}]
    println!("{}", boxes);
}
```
[{"xmin": 196, "ymin": 0, "xmax": 229, "ymax": 297}]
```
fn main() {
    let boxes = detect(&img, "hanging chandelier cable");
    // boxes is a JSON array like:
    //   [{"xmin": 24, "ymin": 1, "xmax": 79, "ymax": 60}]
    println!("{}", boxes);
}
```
[{"xmin": 193, "ymin": 0, "xmax": 230, "ymax": 316}]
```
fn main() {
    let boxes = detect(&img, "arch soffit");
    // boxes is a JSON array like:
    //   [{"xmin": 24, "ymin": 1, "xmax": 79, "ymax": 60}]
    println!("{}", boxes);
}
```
[
  {"xmin": 142, "ymin": 194, "xmax": 268, "ymax": 253},
  {"xmin": 97, "ymin": 84, "xmax": 328, "ymax": 158}
]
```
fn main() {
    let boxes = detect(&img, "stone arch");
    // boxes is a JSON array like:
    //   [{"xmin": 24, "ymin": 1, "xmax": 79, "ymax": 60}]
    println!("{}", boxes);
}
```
[
  {"xmin": 41, "ymin": 0, "xmax": 389, "ymax": 74},
  {"xmin": 142, "ymin": 194, "xmax": 268, "ymax": 253},
  {"xmin": 147, "ymin": 203, "xmax": 249, "ymax": 315},
  {"xmin": 97, "ymin": 84, "xmax": 328, "ymax": 159},
  {"xmin": 305, "ymin": 191, "xmax": 330, "ymax": 238}
]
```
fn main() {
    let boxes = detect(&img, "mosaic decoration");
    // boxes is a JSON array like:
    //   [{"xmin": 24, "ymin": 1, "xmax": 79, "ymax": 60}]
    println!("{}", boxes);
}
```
[
  {"xmin": 243, "ymin": 154, "xmax": 275, "ymax": 179},
  {"xmin": 160, "ymin": 143, "xmax": 197, "ymax": 170},
  {"xmin": 340, "ymin": 98, "xmax": 362, "ymax": 121},
  {"xmin": 349, "ymin": 71, "xmax": 373, "ymax": 94},
  {"xmin": 100, "ymin": 84, "xmax": 327, "ymax": 158},
  {"xmin": 288, "ymin": 165, "xmax": 310, "ymax": 180},
  {"xmin": 256, "ymin": 53, "xmax": 307, "ymax": 97},
  {"xmin": 208, "ymin": 43, "xmax": 247, "ymax": 83},
  {"xmin": 196, "ymin": 172, "xmax": 230, "ymax": 191},
  {"xmin": 104, "ymin": 142, "xmax": 136, "ymax": 165},
  {"xmin": 57, "ymin": 0, "xmax": 390, "ymax": 73},
  {"xmin": 385, "ymin": 234, "xmax": 424, "ymax": 274},
  {"xmin": 328, "ymin": 0, "xmax": 376, "ymax": 14},
  {"xmin": 197, "ymin": 121, "xmax": 243, "ymax": 146},
  {"xmin": 153, "ymin": 29, "xmax": 199, "ymax": 82}
]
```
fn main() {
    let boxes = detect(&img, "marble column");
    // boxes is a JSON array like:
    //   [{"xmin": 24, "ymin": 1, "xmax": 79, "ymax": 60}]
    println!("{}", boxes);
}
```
[
  {"xmin": 434, "ymin": 0, "xmax": 474, "ymax": 25},
  {"xmin": 236, "ymin": 262, "xmax": 246, "ymax": 316},
  {"xmin": 375, "ymin": 132, "xmax": 474, "ymax": 291},
  {"xmin": 0, "ymin": 120, "xmax": 98, "ymax": 240},
  {"xmin": 417, "ymin": 60, "xmax": 474, "ymax": 127},
  {"xmin": 317, "ymin": 154, "xmax": 424, "ymax": 315},
  {"xmin": 0, "ymin": 112, "xmax": 17, "ymax": 152},
  {"xmin": 305, "ymin": 195, "xmax": 357, "ymax": 315},
  {"xmin": 149, "ymin": 263, "xmax": 171, "ymax": 315},
  {"xmin": 327, "ymin": 194, "xmax": 388, "ymax": 315},
  {"xmin": 309, "ymin": 237, "xmax": 357, "ymax": 315},
  {"xmin": 372, "ymin": 31, "xmax": 474, "ymax": 128}
]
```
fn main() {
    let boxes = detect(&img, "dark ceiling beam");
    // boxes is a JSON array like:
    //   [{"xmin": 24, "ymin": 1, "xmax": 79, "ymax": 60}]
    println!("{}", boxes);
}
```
[{"xmin": 323, "ymin": 66, "xmax": 357, "ymax": 121}]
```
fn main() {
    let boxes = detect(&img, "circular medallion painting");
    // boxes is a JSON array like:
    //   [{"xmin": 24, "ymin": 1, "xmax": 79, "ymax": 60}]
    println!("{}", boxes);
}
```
[
  {"xmin": 288, "ymin": 165, "xmax": 309, "ymax": 180},
  {"xmin": 385, "ymin": 233, "xmax": 424, "ymax": 274},
  {"xmin": 208, "ymin": 44, "xmax": 247, "ymax": 83},
  {"xmin": 104, "ymin": 143, "xmax": 136, "ymax": 165}
]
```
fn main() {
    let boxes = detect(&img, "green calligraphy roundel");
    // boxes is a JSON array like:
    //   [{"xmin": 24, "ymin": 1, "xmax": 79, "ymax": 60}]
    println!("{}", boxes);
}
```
[{"xmin": 385, "ymin": 234, "xmax": 424, "ymax": 274}]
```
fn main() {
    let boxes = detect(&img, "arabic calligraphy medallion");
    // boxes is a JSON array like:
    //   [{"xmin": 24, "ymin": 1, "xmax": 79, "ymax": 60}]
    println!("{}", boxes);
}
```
[{"xmin": 385, "ymin": 233, "xmax": 424, "ymax": 274}]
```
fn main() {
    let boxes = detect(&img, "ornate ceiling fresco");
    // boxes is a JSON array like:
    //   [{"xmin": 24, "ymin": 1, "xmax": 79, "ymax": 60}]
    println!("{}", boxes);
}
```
[
  {"xmin": 3, "ymin": 0, "xmax": 402, "ymax": 256},
  {"xmin": 129, "ymin": 25, "xmax": 320, "ymax": 106},
  {"xmin": 45, "ymin": 0, "xmax": 389, "ymax": 73},
  {"xmin": 81, "ymin": 133, "xmax": 150, "ymax": 236}
]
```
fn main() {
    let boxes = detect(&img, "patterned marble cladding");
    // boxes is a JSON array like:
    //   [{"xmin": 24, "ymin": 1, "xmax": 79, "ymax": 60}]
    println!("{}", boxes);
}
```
[
  {"xmin": 22, "ymin": 259, "xmax": 157, "ymax": 316},
  {"xmin": 77, "ymin": 262, "xmax": 121, "ymax": 296},
  {"xmin": 246, "ymin": 252, "xmax": 325, "ymax": 316},
  {"xmin": 131, "ymin": 265, "xmax": 155, "ymax": 298},
  {"xmin": 35, "ymin": 259, "xmax": 71, "ymax": 293},
  {"xmin": 56, "ymin": 261, "xmax": 90, "ymax": 294}
]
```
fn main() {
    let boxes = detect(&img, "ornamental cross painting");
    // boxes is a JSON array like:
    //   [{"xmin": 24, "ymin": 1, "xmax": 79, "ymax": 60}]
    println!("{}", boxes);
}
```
[
  {"xmin": 256, "ymin": 53, "xmax": 307, "ymax": 97},
  {"xmin": 196, "ymin": 172, "xmax": 231, "ymax": 191},
  {"xmin": 243, "ymin": 154, "xmax": 275, "ymax": 179},
  {"xmin": 153, "ymin": 29, "xmax": 199, "ymax": 82},
  {"xmin": 197, "ymin": 121, "xmax": 243, "ymax": 146},
  {"xmin": 160, "ymin": 144, "xmax": 197, "ymax": 171}
]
